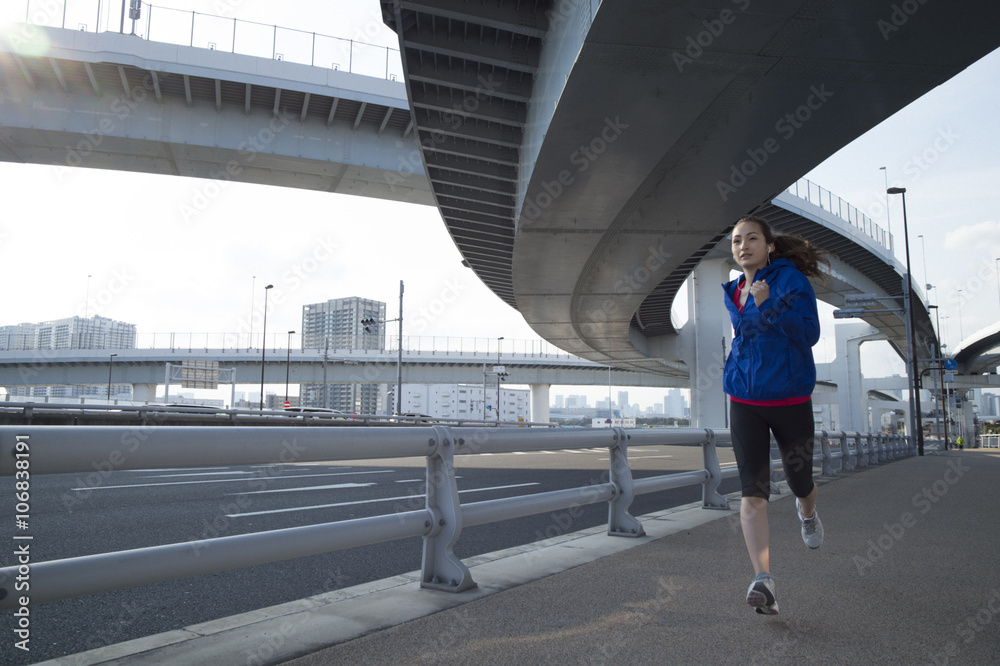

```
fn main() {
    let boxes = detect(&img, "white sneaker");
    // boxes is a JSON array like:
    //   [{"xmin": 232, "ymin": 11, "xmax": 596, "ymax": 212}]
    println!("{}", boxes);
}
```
[
  {"xmin": 796, "ymin": 498, "xmax": 824, "ymax": 549},
  {"xmin": 746, "ymin": 572, "xmax": 779, "ymax": 615}
]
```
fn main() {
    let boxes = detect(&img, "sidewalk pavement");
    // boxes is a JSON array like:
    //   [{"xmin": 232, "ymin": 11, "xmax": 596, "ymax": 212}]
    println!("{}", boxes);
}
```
[{"xmin": 41, "ymin": 450, "xmax": 1000, "ymax": 665}]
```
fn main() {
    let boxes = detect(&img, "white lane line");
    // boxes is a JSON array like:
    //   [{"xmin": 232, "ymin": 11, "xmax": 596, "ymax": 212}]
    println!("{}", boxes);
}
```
[
  {"xmin": 125, "ymin": 467, "xmax": 232, "ymax": 472},
  {"xmin": 69, "ymin": 469, "xmax": 397, "ymax": 491},
  {"xmin": 233, "ymin": 483, "xmax": 375, "ymax": 496},
  {"xmin": 140, "ymin": 471, "xmax": 257, "ymax": 478},
  {"xmin": 227, "ymin": 482, "xmax": 541, "ymax": 518}
]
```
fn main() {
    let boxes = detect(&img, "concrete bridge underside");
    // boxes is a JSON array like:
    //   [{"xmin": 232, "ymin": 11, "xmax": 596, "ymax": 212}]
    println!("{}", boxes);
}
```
[
  {"xmin": 0, "ymin": 26, "xmax": 433, "ymax": 205},
  {"xmin": 380, "ymin": 0, "xmax": 1000, "ymax": 378}
]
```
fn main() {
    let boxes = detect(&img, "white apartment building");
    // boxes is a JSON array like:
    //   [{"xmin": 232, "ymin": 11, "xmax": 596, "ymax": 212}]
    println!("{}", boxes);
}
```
[
  {"xmin": 1, "ymin": 315, "xmax": 136, "ymax": 399},
  {"xmin": 391, "ymin": 383, "xmax": 531, "ymax": 422}
]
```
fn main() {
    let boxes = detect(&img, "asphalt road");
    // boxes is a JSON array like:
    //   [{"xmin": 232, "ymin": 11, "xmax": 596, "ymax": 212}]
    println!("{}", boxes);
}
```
[{"xmin": 0, "ymin": 443, "xmax": 738, "ymax": 664}]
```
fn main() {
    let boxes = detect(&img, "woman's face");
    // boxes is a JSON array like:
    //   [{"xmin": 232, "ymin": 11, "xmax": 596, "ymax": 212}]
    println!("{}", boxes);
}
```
[{"xmin": 732, "ymin": 221, "xmax": 773, "ymax": 272}]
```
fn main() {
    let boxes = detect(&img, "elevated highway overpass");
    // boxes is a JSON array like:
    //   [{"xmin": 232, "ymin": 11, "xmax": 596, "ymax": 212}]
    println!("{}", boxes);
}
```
[
  {"xmin": 3, "ymin": 9, "xmax": 999, "ymax": 428},
  {"xmin": 378, "ymin": 0, "xmax": 999, "ymax": 383}
]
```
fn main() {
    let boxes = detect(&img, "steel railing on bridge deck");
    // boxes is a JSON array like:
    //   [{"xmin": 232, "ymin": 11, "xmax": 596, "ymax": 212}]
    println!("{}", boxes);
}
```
[
  {"xmin": 0, "ymin": 426, "xmax": 911, "ymax": 608},
  {"xmin": 786, "ymin": 178, "xmax": 893, "ymax": 253},
  {"xmin": 5, "ymin": 1, "xmax": 403, "ymax": 81},
  {"xmin": 981, "ymin": 434, "xmax": 999, "ymax": 448},
  {"xmin": 0, "ymin": 332, "xmax": 580, "ymax": 359}
]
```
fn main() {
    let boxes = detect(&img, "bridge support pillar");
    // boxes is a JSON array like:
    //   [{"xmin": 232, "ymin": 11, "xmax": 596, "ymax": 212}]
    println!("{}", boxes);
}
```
[
  {"xmin": 833, "ymin": 323, "xmax": 885, "ymax": 433},
  {"xmin": 133, "ymin": 383, "xmax": 158, "ymax": 404},
  {"xmin": 529, "ymin": 384, "xmax": 550, "ymax": 424},
  {"xmin": 688, "ymin": 258, "xmax": 732, "ymax": 429}
]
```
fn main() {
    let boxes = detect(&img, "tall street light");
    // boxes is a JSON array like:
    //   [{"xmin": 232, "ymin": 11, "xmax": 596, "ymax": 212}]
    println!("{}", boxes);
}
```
[
  {"xmin": 887, "ymin": 187, "xmax": 923, "ymax": 455},
  {"xmin": 259, "ymin": 284, "xmax": 273, "ymax": 411},
  {"xmin": 496, "ymin": 336, "xmax": 504, "ymax": 422},
  {"xmin": 995, "ymin": 258, "xmax": 1000, "ymax": 322},
  {"xmin": 927, "ymin": 304, "xmax": 949, "ymax": 450},
  {"xmin": 285, "ymin": 330, "xmax": 296, "ymax": 408},
  {"xmin": 879, "ymin": 167, "xmax": 892, "ymax": 247},
  {"xmin": 107, "ymin": 353, "xmax": 117, "ymax": 401},
  {"xmin": 957, "ymin": 289, "xmax": 965, "ymax": 344}
]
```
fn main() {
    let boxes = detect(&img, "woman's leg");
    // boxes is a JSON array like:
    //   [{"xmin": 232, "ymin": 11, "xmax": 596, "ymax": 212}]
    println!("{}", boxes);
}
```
[
  {"xmin": 741, "ymin": 497, "xmax": 770, "ymax": 574},
  {"xmin": 730, "ymin": 401, "xmax": 774, "ymax": 573}
]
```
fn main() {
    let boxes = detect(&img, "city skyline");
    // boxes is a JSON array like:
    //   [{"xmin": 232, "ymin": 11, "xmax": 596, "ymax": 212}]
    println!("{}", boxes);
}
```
[{"xmin": 1, "ymin": 1, "xmax": 998, "ymax": 409}]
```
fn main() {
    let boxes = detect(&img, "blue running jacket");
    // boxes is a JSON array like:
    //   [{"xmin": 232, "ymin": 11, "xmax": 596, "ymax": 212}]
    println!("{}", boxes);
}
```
[{"xmin": 722, "ymin": 257, "xmax": 820, "ymax": 401}]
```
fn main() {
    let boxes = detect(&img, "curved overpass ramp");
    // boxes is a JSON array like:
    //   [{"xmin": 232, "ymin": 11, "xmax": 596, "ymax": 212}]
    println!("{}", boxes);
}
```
[{"xmin": 381, "ymin": 0, "xmax": 1000, "ymax": 375}]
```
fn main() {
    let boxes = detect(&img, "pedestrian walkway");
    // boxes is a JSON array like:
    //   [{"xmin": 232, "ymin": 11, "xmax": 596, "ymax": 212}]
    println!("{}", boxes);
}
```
[{"xmin": 40, "ymin": 450, "xmax": 1000, "ymax": 665}]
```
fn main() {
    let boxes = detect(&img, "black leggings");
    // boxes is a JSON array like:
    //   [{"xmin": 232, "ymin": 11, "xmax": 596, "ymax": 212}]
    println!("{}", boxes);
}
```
[{"xmin": 730, "ymin": 399, "xmax": 817, "ymax": 500}]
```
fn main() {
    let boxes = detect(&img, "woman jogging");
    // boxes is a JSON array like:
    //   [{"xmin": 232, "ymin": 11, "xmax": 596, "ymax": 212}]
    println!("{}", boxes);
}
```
[{"xmin": 722, "ymin": 215, "xmax": 827, "ymax": 615}]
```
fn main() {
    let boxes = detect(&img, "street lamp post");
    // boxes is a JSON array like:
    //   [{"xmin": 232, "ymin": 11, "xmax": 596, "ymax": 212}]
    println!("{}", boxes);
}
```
[
  {"xmin": 928, "ymin": 304, "xmax": 949, "ymax": 450},
  {"xmin": 496, "ymin": 336, "xmax": 504, "ymax": 422},
  {"xmin": 259, "ymin": 284, "xmax": 273, "ymax": 411},
  {"xmin": 285, "ymin": 330, "xmax": 295, "ymax": 407},
  {"xmin": 887, "ymin": 187, "xmax": 923, "ymax": 456},
  {"xmin": 107, "ymin": 353, "xmax": 117, "ymax": 401}
]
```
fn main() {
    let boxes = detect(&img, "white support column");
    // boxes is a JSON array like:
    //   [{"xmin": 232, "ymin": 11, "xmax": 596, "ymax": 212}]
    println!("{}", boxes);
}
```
[
  {"xmin": 132, "ymin": 383, "xmax": 158, "ymax": 404},
  {"xmin": 529, "ymin": 384, "xmax": 550, "ymax": 424},
  {"xmin": 833, "ymin": 323, "xmax": 884, "ymax": 433},
  {"xmin": 688, "ymin": 258, "xmax": 732, "ymax": 429}
]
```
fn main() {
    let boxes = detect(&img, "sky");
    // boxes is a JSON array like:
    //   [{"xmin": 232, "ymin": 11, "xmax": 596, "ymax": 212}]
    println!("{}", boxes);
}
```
[{"xmin": 1, "ymin": 0, "xmax": 999, "ymax": 410}]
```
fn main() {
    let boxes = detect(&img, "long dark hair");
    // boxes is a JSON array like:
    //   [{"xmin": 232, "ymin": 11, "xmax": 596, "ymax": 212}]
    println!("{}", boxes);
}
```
[{"xmin": 736, "ymin": 215, "xmax": 830, "ymax": 279}]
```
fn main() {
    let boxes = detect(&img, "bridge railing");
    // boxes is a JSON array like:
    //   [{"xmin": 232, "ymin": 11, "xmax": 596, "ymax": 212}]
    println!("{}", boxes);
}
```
[
  {"xmin": 31, "ymin": 332, "xmax": 579, "ymax": 359},
  {"xmin": 785, "ymin": 178, "xmax": 893, "ymax": 253},
  {"xmin": 6, "ymin": 1, "xmax": 403, "ymax": 81},
  {"xmin": 0, "ymin": 401, "xmax": 556, "ymax": 428},
  {"xmin": 981, "ymin": 434, "xmax": 999, "ymax": 449},
  {"xmin": 0, "ymin": 425, "xmax": 911, "ymax": 609}
]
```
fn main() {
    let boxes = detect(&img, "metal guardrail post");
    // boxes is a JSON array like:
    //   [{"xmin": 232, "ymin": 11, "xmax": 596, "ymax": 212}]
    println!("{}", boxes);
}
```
[
  {"xmin": 820, "ymin": 431, "xmax": 836, "ymax": 477},
  {"xmin": 700, "ymin": 429, "xmax": 729, "ymax": 510},
  {"xmin": 420, "ymin": 426, "xmax": 476, "ymax": 592},
  {"xmin": 607, "ymin": 428, "xmax": 645, "ymax": 536},
  {"xmin": 854, "ymin": 435, "xmax": 867, "ymax": 468},
  {"xmin": 839, "ymin": 432, "xmax": 854, "ymax": 472}
]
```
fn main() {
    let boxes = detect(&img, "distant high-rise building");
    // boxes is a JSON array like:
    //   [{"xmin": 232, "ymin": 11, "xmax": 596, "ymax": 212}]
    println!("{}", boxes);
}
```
[
  {"xmin": 617, "ymin": 391, "xmax": 629, "ymax": 410},
  {"xmin": 663, "ymin": 388, "xmax": 687, "ymax": 418},
  {"xmin": 300, "ymin": 297, "xmax": 386, "ymax": 413},
  {"xmin": 554, "ymin": 395, "xmax": 565, "ymax": 409},
  {"xmin": 1, "ymin": 315, "xmax": 136, "ymax": 399}
]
